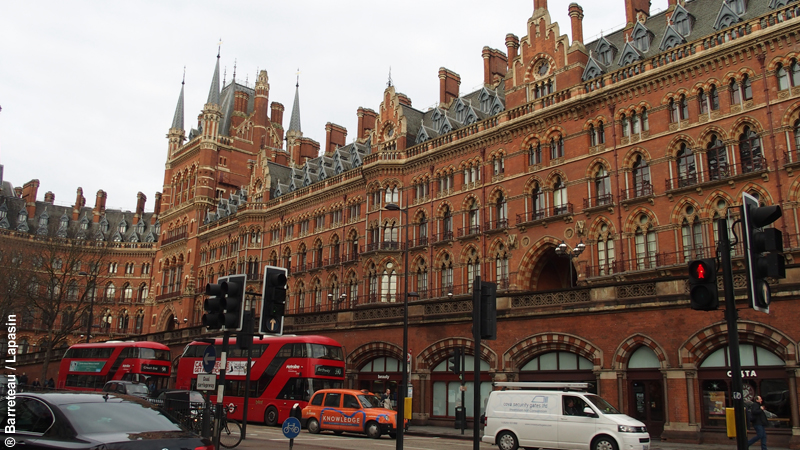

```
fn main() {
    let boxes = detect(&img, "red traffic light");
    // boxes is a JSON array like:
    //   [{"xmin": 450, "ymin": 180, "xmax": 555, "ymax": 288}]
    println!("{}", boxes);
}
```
[{"xmin": 689, "ymin": 259, "xmax": 715, "ymax": 282}]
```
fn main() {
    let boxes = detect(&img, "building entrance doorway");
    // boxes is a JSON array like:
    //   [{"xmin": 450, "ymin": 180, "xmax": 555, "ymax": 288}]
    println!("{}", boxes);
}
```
[{"xmin": 629, "ymin": 378, "xmax": 665, "ymax": 437}]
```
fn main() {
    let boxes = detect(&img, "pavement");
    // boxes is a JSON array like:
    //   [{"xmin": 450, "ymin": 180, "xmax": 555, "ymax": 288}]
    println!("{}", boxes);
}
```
[{"xmin": 405, "ymin": 425, "xmax": 791, "ymax": 450}]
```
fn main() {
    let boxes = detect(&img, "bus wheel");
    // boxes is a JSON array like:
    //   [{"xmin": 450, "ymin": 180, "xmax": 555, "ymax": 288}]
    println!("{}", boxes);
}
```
[
  {"xmin": 365, "ymin": 421, "xmax": 381, "ymax": 439},
  {"xmin": 334, "ymin": 431, "xmax": 344, "ymax": 436},
  {"xmin": 264, "ymin": 406, "xmax": 279, "ymax": 427},
  {"xmin": 307, "ymin": 418, "xmax": 320, "ymax": 434}
]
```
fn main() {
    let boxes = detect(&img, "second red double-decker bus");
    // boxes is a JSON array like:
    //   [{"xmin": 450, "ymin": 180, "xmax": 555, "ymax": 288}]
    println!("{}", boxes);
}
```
[
  {"xmin": 57, "ymin": 341, "xmax": 172, "ymax": 391},
  {"xmin": 176, "ymin": 335, "xmax": 345, "ymax": 426}
]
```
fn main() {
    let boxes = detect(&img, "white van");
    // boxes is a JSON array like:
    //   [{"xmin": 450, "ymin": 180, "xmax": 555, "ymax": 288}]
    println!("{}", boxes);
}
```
[{"xmin": 482, "ymin": 382, "xmax": 650, "ymax": 450}]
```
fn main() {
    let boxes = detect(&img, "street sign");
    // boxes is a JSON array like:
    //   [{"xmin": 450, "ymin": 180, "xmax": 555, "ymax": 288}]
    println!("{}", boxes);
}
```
[
  {"xmin": 197, "ymin": 374, "xmax": 216, "ymax": 391},
  {"xmin": 282, "ymin": 417, "xmax": 301, "ymax": 439},
  {"xmin": 202, "ymin": 346, "xmax": 216, "ymax": 374}
]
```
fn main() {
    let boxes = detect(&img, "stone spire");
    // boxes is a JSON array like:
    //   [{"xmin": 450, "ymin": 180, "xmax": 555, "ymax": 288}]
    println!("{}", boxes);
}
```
[
  {"xmin": 288, "ymin": 70, "xmax": 302, "ymax": 134},
  {"xmin": 207, "ymin": 47, "xmax": 221, "ymax": 106},
  {"xmin": 171, "ymin": 70, "xmax": 185, "ymax": 130}
]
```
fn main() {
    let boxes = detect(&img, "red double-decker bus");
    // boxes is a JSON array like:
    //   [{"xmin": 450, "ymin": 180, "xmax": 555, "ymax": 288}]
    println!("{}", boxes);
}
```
[
  {"xmin": 57, "ymin": 341, "xmax": 172, "ymax": 391},
  {"xmin": 176, "ymin": 335, "xmax": 345, "ymax": 426}
]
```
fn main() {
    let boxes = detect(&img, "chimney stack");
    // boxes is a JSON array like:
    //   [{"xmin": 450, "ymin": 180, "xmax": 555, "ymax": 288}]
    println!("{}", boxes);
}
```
[
  {"xmin": 134, "ymin": 192, "xmax": 147, "ymax": 225},
  {"xmin": 569, "ymin": 4, "xmax": 584, "ymax": 45},
  {"xmin": 438, "ymin": 68, "xmax": 461, "ymax": 107},
  {"xmin": 231, "ymin": 90, "xmax": 250, "ymax": 129},
  {"xmin": 44, "ymin": 191, "xmax": 55, "ymax": 204},
  {"xmin": 93, "ymin": 190, "xmax": 106, "ymax": 223},
  {"xmin": 357, "ymin": 108, "xmax": 378, "ymax": 140},
  {"xmin": 325, "ymin": 123, "xmax": 347, "ymax": 155},
  {"xmin": 625, "ymin": 0, "xmax": 651, "ymax": 26},
  {"xmin": 482, "ymin": 47, "xmax": 509, "ymax": 87},
  {"xmin": 505, "ymin": 34, "xmax": 520, "ymax": 72},
  {"xmin": 73, "ymin": 187, "xmax": 85, "ymax": 220},
  {"xmin": 397, "ymin": 93, "xmax": 412, "ymax": 107},
  {"xmin": 534, "ymin": 0, "xmax": 547, "ymax": 10},
  {"xmin": 22, "ymin": 179, "xmax": 39, "ymax": 218},
  {"xmin": 151, "ymin": 192, "xmax": 162, "ymax": 225}
]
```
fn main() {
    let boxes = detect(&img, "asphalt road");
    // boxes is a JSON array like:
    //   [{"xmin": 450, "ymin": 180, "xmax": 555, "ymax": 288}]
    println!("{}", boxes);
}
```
[{"xmin": 237, "ymin": 425, "xmax": 491, "ymax": 450}]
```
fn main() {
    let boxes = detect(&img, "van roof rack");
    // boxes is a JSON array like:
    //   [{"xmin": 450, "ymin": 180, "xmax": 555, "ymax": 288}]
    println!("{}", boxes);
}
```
[{"xmin": 493, "ymin": 382, "xmax": 592, "ymax": 391}]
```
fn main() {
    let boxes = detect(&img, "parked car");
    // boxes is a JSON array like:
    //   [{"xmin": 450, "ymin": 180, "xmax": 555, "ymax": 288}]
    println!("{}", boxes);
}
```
[
  {"xmin": 301, "ymin": 388, "xmax": 407, "ymax": 439},
  {"xmin": 155, "ymin": 389, "xmax": 209, "ymax": 431},
  {"xmin": 0, "ymin": 392, "xmax": 212, "ymax": 449},
  {"xmin": 102, "ymin": 380, "xmax": 150, "ymax": 399}
]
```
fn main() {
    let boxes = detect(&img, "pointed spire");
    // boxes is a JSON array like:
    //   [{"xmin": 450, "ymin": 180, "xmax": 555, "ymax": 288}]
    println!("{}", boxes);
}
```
[
  {"xmin": 171, "ymin": 69, "xmax": 185, "ymax": 130},
  {"xmin": 207, "ymin": 41, "xmax": 221, "ymax": 105},
  {"xmin": 288, "ymin": 68, "xmax": 302, "ymax": 133},
  {"xmin": 387, "ymin": 66, "xmax": 393, "ymax": 88}
]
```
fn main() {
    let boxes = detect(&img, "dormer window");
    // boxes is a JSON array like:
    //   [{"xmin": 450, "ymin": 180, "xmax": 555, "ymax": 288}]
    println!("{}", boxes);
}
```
[
  {"xmin": 38, "ymin": 215, "xmax": 48, "ymax": 229},
  {"xmin": 673, "ymin": 6, "xmax": 693, "ymax": 36},
  {"xmin": 479, "ymin": 90, "xmax": 491, "ymax": 113},
  {"xmin": 118, "ymin": 220, "xmax": 127, "ymax": 234},
  {"xmin": 432, "ymin": 109, "xmax": 444, "ymax": 130},
  {"xmin": 727, "ymin": 0, "xmax": 745, "ymax": 15},
  {"xmin": 455, "ymin": 100, "xmax": 467, "ymax": 123},
  {"xmin": 632, "ymin": 26, "xmax": 650, "ymax": 53}
]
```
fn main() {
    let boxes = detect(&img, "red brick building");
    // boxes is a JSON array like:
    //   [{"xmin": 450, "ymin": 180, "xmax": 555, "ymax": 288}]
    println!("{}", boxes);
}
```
[{"xmin": 5, "ymin": 0, "xmax": 800, "ymax": 446}]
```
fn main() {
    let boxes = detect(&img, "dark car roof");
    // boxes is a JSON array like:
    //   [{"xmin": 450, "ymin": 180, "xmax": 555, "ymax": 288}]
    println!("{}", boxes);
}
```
[{"xmin": 19, "ymin": 391, "xmax": 145, "ymax": 406}]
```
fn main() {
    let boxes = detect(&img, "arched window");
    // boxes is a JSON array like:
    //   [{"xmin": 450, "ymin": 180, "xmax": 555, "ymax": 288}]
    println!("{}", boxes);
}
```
[
  {"xmin": 669, "ymin": 99, "xmax": 679, "ymax": 123},
  {"xmin": 793, "ymin": 120, "xmax": 800, "ymax": 160},
  {"xmin": 313, "ymin": 280, "xmax": 322, "ymax": 311},
  {"xmin": 528, "ymin": 142, "xmax": 542, "ymax": 165},
  {"xmin": 630, "ymin": 112, "xmax": 640, "ymax": 135},
  {"xmin": 681, "ymin": 207, "xmax": 704, "ymax": 260},
  {"xmin": 589, "ymin": 124, "xmax": 597, "ymax": 147},
  {"xmin": 135, "ymin": 311, "xmax": 144, "ymax": 330},
  {"xmin": 777, "ymin": 63, "xmax": 790, "ymax": 91},
  {"xmin": 596, "ymin": 224, "xmax": 615, "ymax": 276},
  {"xmin": 495, "ymin": 244, "xmax": 509, "ymax": 287},
  {"xmin": 634, "ymin": 215, "xmax": 657, "ymax": 269},
  {"xmin": 380, "ymin": 265, "xmax": 397, "ymax": 302},
  {"xmin": 553, "ymin": 177, "xmax": 568, "ymax": 215},
  {"xmin": 418, "ymin": 215, "xmax": 428, "ymax": 246},
  {"xmin": 621, "ymin": 114, "xmax": 630, "ymax": 137},
  {"xmin": 531, "ymin": 182, "xmax": 544, "ymax": 220},
  {"xmin": 594, "ymin": 166, "xmax": 611, "ymax": 206},
  {"xmin": 296, "ymin": 283, "xmax": 306, "ymax": 312},
  {"xmin": 699, "ymin": 89, "xmax": 708, "ymax": 114},
  {"xmin": 495, "ymin": 193, "xmax": 507, "ymax": 228},
  {"xmin": 440, "ymin": 254, "xmax": 453, "ymax": 296},
  {"xmin": 739, "ymin": 126, "xmax": 763, "ymax": 172},
  {"xmin": 19, "ymin": 339, "xmax": 29, "ymax": 355},
  {"xmin": 468, "ymin": 200, "xmax": 480, "ymax": 234},
  {"xmin": 632, "ymin": 154, "xmax": 652, "ymax": 197},
  {"xmin": 67, "ymin": 280, "xmax": 79, "ymax": 301},
  {"xmin": 550, "ymin": 136, "xmax": 564, "ymax": 159},
  {"xmin": 368, "ymin": 263, "xmax": 379, "ymax": 302},
  {"xmin": 707, "ymin": 135, "xmax": 728, "ymax": 180},
  {"xmin": 347, "ymin": 273, "xmax": 359, "ymax": 305},
  {"xmin": 676, "ymin": 143, "xmax": 697, "ymax": 187},
  {"xmin": 415, "ymin": 259, "xmax": 428, "ymax": 296},
  {"xmin": 709, "ymin": 85, "xmax": 720, "ymax": 111},
  {"xmin": 122, "ymin": 284, "xmax": 133, "ymax": 302},
  {"xmin": 137, "ymin": 284, "xmax": 148, "ymax": 302},
  {"xmin": 442, "ymin": 206, "xmax": 453, "ymax": 239},
  {"xmin": 467, "ymin": 248, "xmax": 481, "ymax": 291},
  {"xmin": 641, "ymin": 108, "xmax": 649, "ymax": 131},
  {"xmin": 742, "ymin": 74, "xmax": 752, "ymax": 101},
  {"xmin": 104, "ymin": 283, "xmax": 116, "ymax": 302},
  {"xmin": 730, "ymin": 79, "xmax": 741, "ymax": 105}
]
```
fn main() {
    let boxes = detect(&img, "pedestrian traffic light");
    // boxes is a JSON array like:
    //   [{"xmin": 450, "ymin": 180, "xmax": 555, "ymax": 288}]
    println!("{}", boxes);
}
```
[
  {"xmin": 221, "ymin": 274, "xmax": 246, "ymax": 331},
  {"xmin": 688, "ymin": 258, "xmax": 719, "ymax": 311},
  {"xmin": 260, "ymin": 266, "xmax": 288, "ymax": 335},
  {"xmin": 742, "ymin": 193, "xmax": 785, "ymax": 314},
  {"xmin": 480, "ymin": 281, "xmax": 497, "ymax": 340},
  {"xmin": 448, "ymin": 347, "xmax": 462, "ymax": 375},
  {"xmin": 203, "ymin": 282, "xmax": 225, "ymax": 330}
]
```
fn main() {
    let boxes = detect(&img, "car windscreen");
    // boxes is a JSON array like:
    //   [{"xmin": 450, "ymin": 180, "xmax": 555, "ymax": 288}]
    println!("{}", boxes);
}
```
[
  {"xmin": 60, "ymin": 401, "xmax": 183, "ymax": 435},
  {"xmin": 585, "ymin": 395, "xmax": 622, "ymax": 414},
  {"xmin": 126, "ymin": 384, "xmax": 150, "ymax": 395},
  {"xmin": 358, "ymin": 394, "xmax": 384, "ymax": 408}
]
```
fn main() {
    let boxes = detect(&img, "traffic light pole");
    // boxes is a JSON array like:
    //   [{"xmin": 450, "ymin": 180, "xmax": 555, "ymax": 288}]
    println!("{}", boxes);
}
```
[
  {"xmin": 472, "ymin": 277, "xmax": 481, "ymax": 450},
  {"xmin": 719, "ymin": 218, "xmax": 748, "ymax": 450},
  {"xmin": 214, "ymin": 331, "xmax": 230, "ymax": 450}
]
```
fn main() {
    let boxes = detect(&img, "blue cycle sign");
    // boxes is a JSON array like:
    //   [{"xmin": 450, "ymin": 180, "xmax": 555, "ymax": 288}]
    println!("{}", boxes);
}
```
[{"xmin": 283, "ymin": 417, "xmax": 301, "ymax": 439}]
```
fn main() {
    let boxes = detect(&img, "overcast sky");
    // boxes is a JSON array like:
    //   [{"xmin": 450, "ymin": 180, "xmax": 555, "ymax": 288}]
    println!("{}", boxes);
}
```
[{"xmin": 0, "ymin": 0, "xmax": 653, "ymax": 212}]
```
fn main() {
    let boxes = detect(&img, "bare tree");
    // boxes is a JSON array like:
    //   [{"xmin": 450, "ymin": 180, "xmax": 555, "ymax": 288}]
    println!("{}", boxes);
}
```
[
  {"xmin": 0, "ymin": 237, "xmax": 29, "ymax": 325},
  {"xmin": 21, "ymin": 237, "xmax": 111, "ymax": 381}
]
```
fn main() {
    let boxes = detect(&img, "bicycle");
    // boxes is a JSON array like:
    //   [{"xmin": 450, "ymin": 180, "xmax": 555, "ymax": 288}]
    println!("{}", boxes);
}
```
[{"xmin": 217, "ymin": 404, "xmax": 243, "ymax": 449}]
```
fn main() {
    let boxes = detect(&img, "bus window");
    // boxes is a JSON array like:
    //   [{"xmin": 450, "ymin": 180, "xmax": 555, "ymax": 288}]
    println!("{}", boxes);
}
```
[{"xmin": 278, "ymin": 378, "xmax": 310, "ymax": 401}]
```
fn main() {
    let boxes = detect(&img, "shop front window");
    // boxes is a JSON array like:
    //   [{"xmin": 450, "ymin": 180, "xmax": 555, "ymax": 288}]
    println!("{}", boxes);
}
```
[
  {"xmin": 699, "ymin": 344, "xmax": 789, "ymax": 429},
  {"xmin": 431, "ymin": 355, "xmax": 491, "ymax": 418}
]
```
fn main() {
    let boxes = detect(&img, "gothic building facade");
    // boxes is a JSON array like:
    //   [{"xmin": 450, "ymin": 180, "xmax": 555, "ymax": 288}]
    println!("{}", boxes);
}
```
[{"xmin": 5, "ymin": 0, "xmax": 800, "ymax": 446}]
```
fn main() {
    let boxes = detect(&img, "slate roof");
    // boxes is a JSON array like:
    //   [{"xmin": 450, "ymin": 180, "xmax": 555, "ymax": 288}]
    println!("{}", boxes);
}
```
[
  {"xmin": 582, "ymin": 0, "xmax": 787, "ymax": 81},
  {"xmin": 0, "ymin": 193, "xmax": 159, "ymax": 243}
]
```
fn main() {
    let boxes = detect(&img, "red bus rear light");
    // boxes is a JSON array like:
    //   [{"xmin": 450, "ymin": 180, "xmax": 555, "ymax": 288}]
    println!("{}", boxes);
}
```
[{"xmin": 195, "ymin": 445, "xmax": 214, "ymax": 450}]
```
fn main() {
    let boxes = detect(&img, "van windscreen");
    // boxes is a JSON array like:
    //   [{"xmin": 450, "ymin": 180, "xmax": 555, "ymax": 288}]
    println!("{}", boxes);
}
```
[{"xmin": 585, "ymin": 395, "xmax": 621, "ymax": 414}]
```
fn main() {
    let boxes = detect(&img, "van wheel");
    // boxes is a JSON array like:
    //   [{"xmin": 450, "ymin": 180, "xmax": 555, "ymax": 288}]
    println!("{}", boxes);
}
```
[
  {"xmin": 307, "ymin": 418, "xmax": 320, "ymax": 434},
  {"xmin": 592, "ymin": 436, "xmax": 618, "ymax": 450},
  {"xmin": 264, "ymin": 406, "xmax": 279, "ymax": 427},
  {"xmin": 334, "ymin": 431, "xmax": 344, "ymax": 436},
  {"xmin": 366, "ymin": 421, "xmax": 381, "ymax": 439},
  {"xmin": 497, "ymin": 431, "xmax": 519, "ymax": 450}
]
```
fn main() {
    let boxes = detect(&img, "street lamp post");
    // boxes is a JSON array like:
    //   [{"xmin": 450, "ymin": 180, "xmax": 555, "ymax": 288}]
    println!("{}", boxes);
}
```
[
  {"xmin": 385, "ymin": 202, "xmax": 416, "ymax": 450},
  {"xmin": 555, "ymin": 241, "xmax": 585, "ymax": 288},
  {"xmin": 78, "ymin": 271, "xmax": 95, "ymax": 343}
]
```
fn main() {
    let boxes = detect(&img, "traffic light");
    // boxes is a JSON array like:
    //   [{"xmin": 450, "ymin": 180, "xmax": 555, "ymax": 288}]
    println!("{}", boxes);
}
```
[
  {"xmin": 237, "ymin": 310, "xmax": 253, "ymax": 350},
  {"xmin": 688, "ymin": 258, "xmax": 719, "ymax": 311},
  {"xmin": 480, "ymin": 281, "xmax": 497, "ymax": 340},
  {"xmin": 221, "ymin": 274, "xmax": 246, "ymax": 331},
  {"xmin": 202, "ymin": 274, "xmax": 247, "ymax": 331},
  {"xmin": 260, "ymin": 266, "xmax": 288, "ymax": 335},
  {"xmin": 448, "ymin": 347, "xmax": 462, "ymax": 375},
  {"xmin": 742, "ymin": 193, "xmax": 786, "ymax": 314},
  {"xmin": 203, "ymin": 282, "xmax": 225, "ymax": 330}
]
